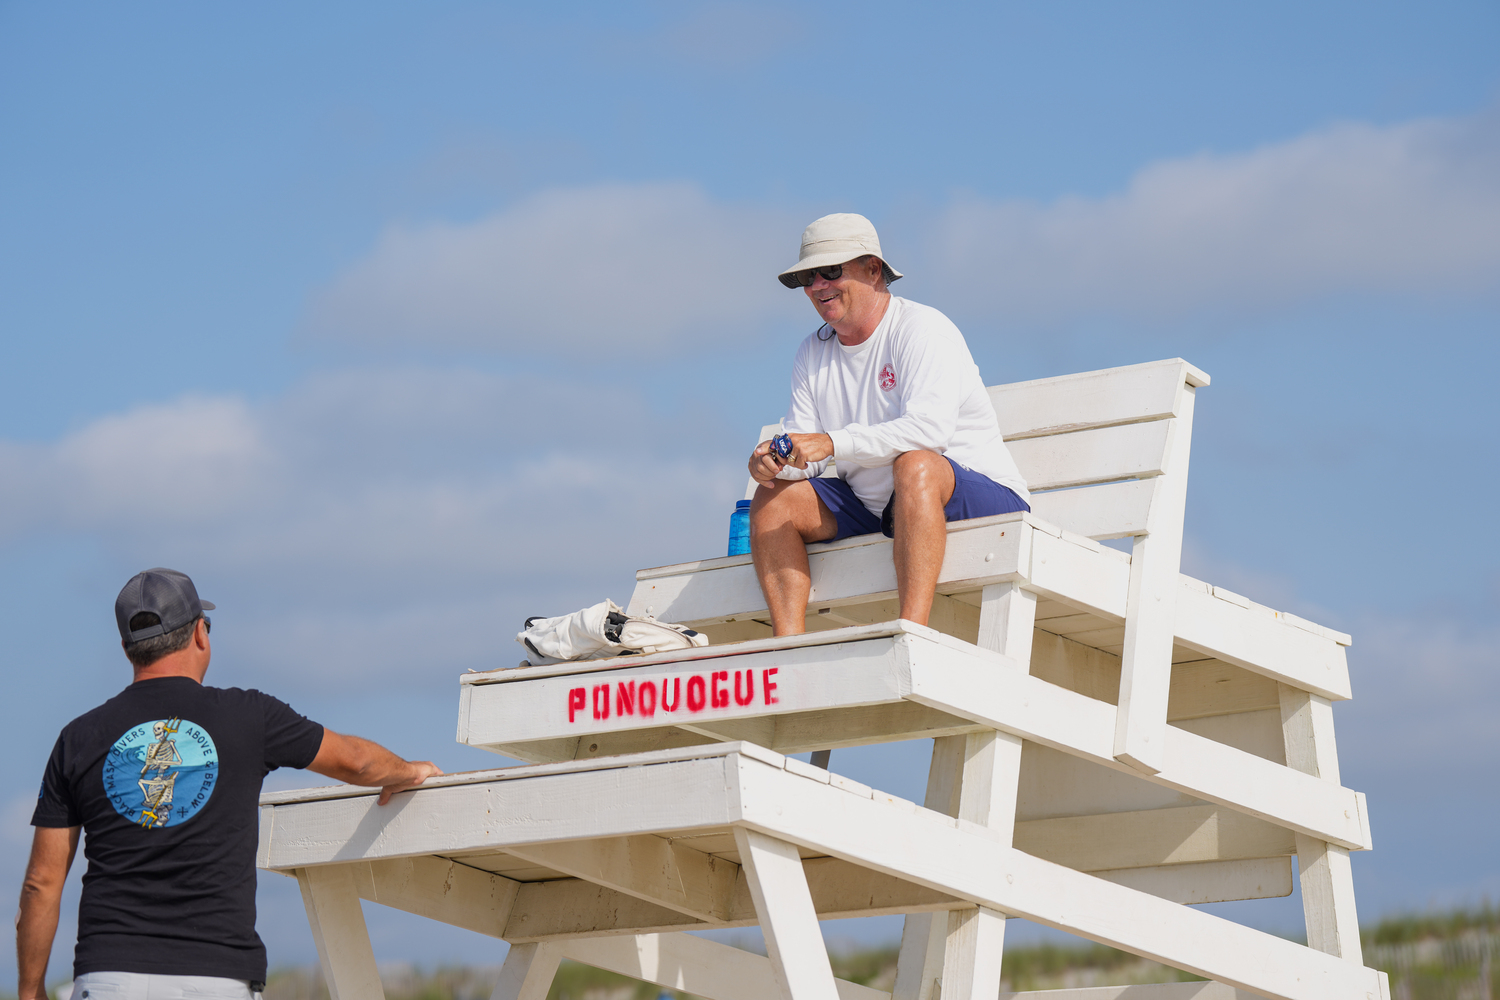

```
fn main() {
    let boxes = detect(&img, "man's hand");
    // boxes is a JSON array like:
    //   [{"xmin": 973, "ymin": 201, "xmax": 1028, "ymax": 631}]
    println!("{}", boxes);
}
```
[
  {"xmin": 17, "ymin": 825, "xmax": 78, "ymax": 1000},
  {"xmin": 377, "ymin": 760, "xmax": 444, "ymax": 805},
  {"xmin": 749, "ymin": 434, "xmax": 835, "ymax": 486},
  {"xmin": 308, "ymin": 730, "xmax": 444, "ymax": 805}
]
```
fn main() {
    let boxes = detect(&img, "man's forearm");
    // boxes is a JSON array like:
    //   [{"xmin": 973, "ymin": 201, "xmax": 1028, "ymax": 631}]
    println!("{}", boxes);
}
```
[{"xmin": 16, "ymin": 884, "xmax": 60, "ymax": 999}]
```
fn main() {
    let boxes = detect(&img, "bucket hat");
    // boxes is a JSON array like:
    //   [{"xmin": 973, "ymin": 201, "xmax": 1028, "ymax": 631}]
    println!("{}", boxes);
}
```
[{"xmin": 777, "ymin": 213, "xmax": 903, "ymax": 288}]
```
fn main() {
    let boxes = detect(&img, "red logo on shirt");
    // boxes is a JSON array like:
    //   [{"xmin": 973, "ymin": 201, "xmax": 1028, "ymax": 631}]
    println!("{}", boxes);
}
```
[{"xmin": 879, "ymin": 364, "xmax": 897, "ymax": 391}]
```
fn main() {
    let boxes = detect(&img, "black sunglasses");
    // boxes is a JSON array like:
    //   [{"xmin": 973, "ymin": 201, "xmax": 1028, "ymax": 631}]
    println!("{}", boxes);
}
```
[
  {"xmin": 202, "ymin": 615, "xmax": 211, "ymax": 635},
  {"xmin": 780, "ymin": 263, "xmax": 850, "ymax": 289}
]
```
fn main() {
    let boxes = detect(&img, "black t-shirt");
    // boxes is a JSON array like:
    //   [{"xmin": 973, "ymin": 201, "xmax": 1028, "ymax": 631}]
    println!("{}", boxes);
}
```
[{"xmin": 31, "ymin": 676, "xmax": 324, "ymax": 981}]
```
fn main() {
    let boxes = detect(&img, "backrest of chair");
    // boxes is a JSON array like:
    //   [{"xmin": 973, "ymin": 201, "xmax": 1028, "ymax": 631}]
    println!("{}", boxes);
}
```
[
  {"xmin": 743, "ymin": 358, "xmax": 1208, "ymax": 539},
  {"xmin": 996, "ymin": 358, "xmax": 1208, "ymax": 540}
]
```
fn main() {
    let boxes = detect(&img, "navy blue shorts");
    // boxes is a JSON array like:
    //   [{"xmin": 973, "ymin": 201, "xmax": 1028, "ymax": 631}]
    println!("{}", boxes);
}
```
[{"xmin": 809, "ymin": 456, "xmax": 1030, "ymax": 543}]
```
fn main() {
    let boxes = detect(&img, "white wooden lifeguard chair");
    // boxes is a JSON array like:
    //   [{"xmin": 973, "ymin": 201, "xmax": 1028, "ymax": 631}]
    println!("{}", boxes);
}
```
[{"xmin": 259, "ymin": 359, "xmax": 1385, "ymax": 1000}]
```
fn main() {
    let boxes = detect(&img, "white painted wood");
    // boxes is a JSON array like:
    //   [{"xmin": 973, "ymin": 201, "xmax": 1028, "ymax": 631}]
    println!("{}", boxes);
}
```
[
  {"xmin": 352, "ymin": 856, "xmax": 519, "ymax": 937},
  {"xmin": 1114, "ymin": 386, "xmax": 1196, "ymax": 775},
  {"xmin": 559, "ymin": 932, "xmax": 887, "ymax": 1000},
  {"xmin": 1027, "ymin": 478, "xmax": 1156, "ymax": 540},
  {"xmin": 503, "ymin": 835, "xmax": 738, "ymax": 922},
  {"xmin": 502, "ymin": 855, "xmax": 961, "ymax": 941},
  {"xmin": 988, "ymin": 358, "xmax": 1206, "ymax": 440},
  {"xmin": 902, "ymin": 647, "xmax": 1369, "ymax": 849},
  {"xmin": 261, "ymin": 739, "xmax": 787, "ymax": 806},
  {"xmin": 1013, "ymin": 804, "xmax": 1294, "ymax": 872},
  {"xmin": 491, "ymin": 941, "xmax": 562, "ymax": 1000},
  {"xmin": 569, "ymin": 932, "xmax": 1262, "ymax": 1000},
  {"xmin": 977, "ymin": 582, "xmax": 1037, "ymax": 665},
  {"xmin": 1001, "ymin": 986, "xmax": 1256, "ymax": 1000},
  {"xmin": 1006, "ymin": 419, "xmax": 1174, "ymax": 491},
  {"xmin": 1279, "ymin": 683, "xmax": 1363, "ymax": 964},
  {"xmin": 731, "ymin": 754, "xmax": 1385, "ymax": 1000},
  {"xmin": 1178, "ymin": 586, "xmax": 1352, "ymax": 700},
  {"xmin": 894, "ymin": 736, "xmax": 967, "ymax": 1000},
  {"xmin": 296, "ymin": 864, "xmax": 386, "ymax": 1000},
  {"xmin": 262, "ymin": 755, "xmax": 746, "ymax": 869},
  {"xmin": 733, "ymin": 826, "xmax": 841, "ymax": 1000},
  {"xmin": 1093, "ymin": 857, "xmax": 1293, "ymax": 904}
]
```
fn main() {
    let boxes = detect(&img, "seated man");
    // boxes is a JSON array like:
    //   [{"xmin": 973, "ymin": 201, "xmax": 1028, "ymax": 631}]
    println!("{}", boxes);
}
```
[{"xmin": 748, "ymin": 213, "xmax": 1030, "ymax": 635}]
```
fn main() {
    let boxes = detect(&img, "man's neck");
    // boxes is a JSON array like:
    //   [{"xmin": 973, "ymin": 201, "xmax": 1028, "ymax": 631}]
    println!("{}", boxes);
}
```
[
  {"xmin": 834, "ymin": 292, "xmax": 892, "ymax": 347},
  {"xmin": 132, "ymin": 658, "xmax": 208, "ymax": 686}
]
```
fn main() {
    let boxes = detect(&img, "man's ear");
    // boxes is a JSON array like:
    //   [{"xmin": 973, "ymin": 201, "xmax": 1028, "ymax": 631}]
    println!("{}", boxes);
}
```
[{"xmin": 195, "ymin": 618, "xmax": 210, "ymax": 650}]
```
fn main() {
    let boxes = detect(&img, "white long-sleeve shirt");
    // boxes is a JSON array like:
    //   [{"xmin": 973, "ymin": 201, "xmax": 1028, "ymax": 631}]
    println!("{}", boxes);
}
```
[{"xmin": 777, "ymin": 296, "xmax": 1030, "ymax": 516}]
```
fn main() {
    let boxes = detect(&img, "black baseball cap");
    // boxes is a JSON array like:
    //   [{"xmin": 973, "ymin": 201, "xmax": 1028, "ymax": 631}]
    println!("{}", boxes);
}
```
[{"xmin": 115, "ymin": 568, "xmax": 216, "ymax": 643}]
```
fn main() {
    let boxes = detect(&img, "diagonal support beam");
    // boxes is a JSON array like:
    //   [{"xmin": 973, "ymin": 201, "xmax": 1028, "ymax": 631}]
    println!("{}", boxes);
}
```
[
  {"xmin": 734, "ymin": 827, "xmax": 841, "ymax": 1000},
  {"xmin": 297, "ymin": 864, "xmax": 387, "ymax": 1000},
  {"xmin": 505, "ymin": 834, "xmax": 738, "ymax": 923}
]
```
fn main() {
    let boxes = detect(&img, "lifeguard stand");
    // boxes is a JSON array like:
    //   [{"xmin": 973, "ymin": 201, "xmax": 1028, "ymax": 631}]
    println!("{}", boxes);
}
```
[{"xmin": 259, "ymin": 359, "xmax": 1384, "ymax": 1000}]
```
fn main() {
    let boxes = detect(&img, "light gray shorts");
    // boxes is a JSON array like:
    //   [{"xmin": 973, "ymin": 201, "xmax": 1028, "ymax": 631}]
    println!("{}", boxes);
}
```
[{"xmin": 69, "ymin": 972, "xmax": 260, "ymax": 1000}]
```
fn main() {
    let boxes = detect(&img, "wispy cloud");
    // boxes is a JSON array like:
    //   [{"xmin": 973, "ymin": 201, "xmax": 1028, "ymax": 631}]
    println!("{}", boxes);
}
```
[
  {"xmin": 305, "ymin": 182, "xmax": 804, "ymax": 353},
  {"xmin": 918, "ymin": 107, "xmax": 1500, "ymax": 325},
  {"xmin": 0, "ymin": 370, "xmax": 744, "ymax": 689}
]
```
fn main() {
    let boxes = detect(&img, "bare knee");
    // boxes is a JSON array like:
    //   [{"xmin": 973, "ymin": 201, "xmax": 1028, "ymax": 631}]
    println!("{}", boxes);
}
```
[
  {"xmin": 750, "ymin": 479, "xmax": 835, "ymax": 543},
  {"xmin": 892, "ymin": 450, "xmax": 953, "ymax": 500}
]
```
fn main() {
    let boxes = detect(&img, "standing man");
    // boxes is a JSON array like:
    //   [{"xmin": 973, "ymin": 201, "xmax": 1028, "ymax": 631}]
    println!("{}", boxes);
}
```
[
  {"xmin": 749, "ymin": 214, "xmax": 1030, "ymax": 635},
  {"xmin": 17, "ymin": 568, "xmax": 443, "ymax": 1000}
]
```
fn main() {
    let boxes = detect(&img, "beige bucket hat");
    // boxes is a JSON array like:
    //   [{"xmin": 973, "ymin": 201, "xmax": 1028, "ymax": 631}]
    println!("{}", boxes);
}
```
[{"xmin": 777, "ymin": 213, "xmax": 903, "ymax": 288}]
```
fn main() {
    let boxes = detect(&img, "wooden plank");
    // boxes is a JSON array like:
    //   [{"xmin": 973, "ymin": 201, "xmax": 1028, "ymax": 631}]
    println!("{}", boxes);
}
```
[
  {"xmin": 1027, "ymin": 530, "xmax": 1131, "ymax": 623},
  {"xmin": 1007, "ymin": 419, "xmax": 1174, "ymax": 491},
  {"xmin": 350, "ymin": 856, "xmax": 519, "ymax": 937},
  {"xmin": 462, "ymin": 635, "xmax": 914, "ymax": 749},
  {"xmin": 978, "ymin": 582, "xmax": 1037, "ymax": 664},
  {"xmin": 1001, "ymin": 985, "xmax": 1255, "ymax": 1000},
  {"xmin": 1094, "ymin": 857, "xmax": 1293, "ymax": 904},
  {"xmin": 262, "ymin": 755, "xmax": 744, "ymax": 869},
  {"xmin": 1028, "ymin": 478, "xmax": 1156, "ymax": 540},
  {"xmin": 1013, "ymin": 804, "xmax": 1295, "ymax": 873},
  {"xmin": 296, "ymin": 864, "xmax": 387, "ymax": 1000},
  {"xmin": 894, "ymin": 737, "xmax": 968, "ymax": 1000},
  {"xmin": 1114, "ymin": 389, "xmax": 1195, "ymax": 775},
  {"xmin": 733, "ymin": 757, "xmax": 1385, "ymax": 1000},
  {"xmin": 559, "ymin": 933, "xmax": 887, "ymax": 1000},
  {"xmin": 1280, "ymin": 684, "xmax": 1363, "ymax": 963},
  {"xmin": 501, "ymin": 855, "xmax": 963, "ymax": 941},
  {"xmin": 989, "ymin": 358, "xmax": 1203, "ymax": 440},
  {"xmin": 902, "ymin": 650, "xmax": 1370, "ymax": 849},
  {"xmin": 1177, "ymin": 586, "xmax": 1352, "ymax": 701},
  {"xmin": 734, "ymin": 827, "xmax": 842, "ymax": 1000},
  {"xmin": 490, "ymin": 702, "xmax": 985, "ymax": 765},
  {"xmin": 626, "ymin": 515, "xmax": 1030, "ymax": 624},
  {"xmin": 492, "ymin": 942, "xmax": 562, "ymax": 1000},
  {"xmin": 503, "ymin": 835, "xmax": 738, "ymax": 922}
]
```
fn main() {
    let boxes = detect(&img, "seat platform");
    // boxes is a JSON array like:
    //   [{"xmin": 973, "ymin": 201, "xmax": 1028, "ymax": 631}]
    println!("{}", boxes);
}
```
[{"xmin": 259, "ymin": 743, "xmax": 1383, "ymax": 1000}]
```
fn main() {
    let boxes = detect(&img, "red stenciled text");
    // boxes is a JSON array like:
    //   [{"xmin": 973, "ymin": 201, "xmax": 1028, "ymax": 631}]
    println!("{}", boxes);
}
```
[{"xmin": 566, "ymin": 666, "xmax": 782, "ymax": 723}]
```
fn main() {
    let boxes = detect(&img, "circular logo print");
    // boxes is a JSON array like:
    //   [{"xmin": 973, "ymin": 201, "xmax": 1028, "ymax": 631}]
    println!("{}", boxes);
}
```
[
  {"xmin": 102, "ymin": 718, "xmax": 219, "ymax": 828},
  {"xmin": 879, "ymin": 364, "xmax": 897, "ymax": 391}
]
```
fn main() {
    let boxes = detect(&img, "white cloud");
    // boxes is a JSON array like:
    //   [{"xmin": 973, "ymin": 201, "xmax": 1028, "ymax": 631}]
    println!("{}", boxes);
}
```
[
  {"xmin": 305, "ymin": 182, "xmax": 805, "ymax": 352},
  {"xmin": 920, "ymin": 107, "xmax": 1500, "ymax": 324},
  {"xmin": 0, "ymin": 396, "xmax": 275, "ymax": 534},
  {"xmin": 0, "ymin": 369, "xmax": 745, "ymax": 689}
]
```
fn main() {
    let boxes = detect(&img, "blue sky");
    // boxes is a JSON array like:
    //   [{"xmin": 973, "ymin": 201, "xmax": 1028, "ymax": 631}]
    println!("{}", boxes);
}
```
[{"xmin": 3, "ymin": 0, "xmax": 1498, "ymax": 986}]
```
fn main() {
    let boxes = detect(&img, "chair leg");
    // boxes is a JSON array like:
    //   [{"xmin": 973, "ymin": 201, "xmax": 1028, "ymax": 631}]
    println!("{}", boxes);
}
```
[
  {"xmin": 1279, "ymin": 683, "xmax": 1363, "ymax": 963},
  {"xmin": 491, "ymin": 942, "xmax": 563, "ymax": 1000},
  {"xmin": 296, "ymin": 864, "xmax": 387, "ymax": 1000},
  {"xmin": 733, "ymin": 827, "xmax": 841, "ymax": 1000}
]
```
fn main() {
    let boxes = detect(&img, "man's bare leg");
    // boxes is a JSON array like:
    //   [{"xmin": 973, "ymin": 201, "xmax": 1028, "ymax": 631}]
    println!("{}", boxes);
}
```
[
  {"xmin": 889, "ymin": 451, "xmax": 957, "ymax": 626},
  {"xmin": 749, "ymin": 479, "xmax": 838, "ymax": 635}
]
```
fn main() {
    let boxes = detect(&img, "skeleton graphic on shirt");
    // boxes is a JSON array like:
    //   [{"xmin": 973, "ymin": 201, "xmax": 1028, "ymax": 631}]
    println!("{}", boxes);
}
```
[{"xmin": 137, "ymin": 718, "xmax": 182, "ymax": 827}]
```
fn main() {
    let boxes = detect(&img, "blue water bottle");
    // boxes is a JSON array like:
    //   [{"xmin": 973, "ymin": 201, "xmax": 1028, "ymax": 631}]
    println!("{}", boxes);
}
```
[{"xmin": 727, "ymin": 499, "xmax": 752, "ymax": 556}]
